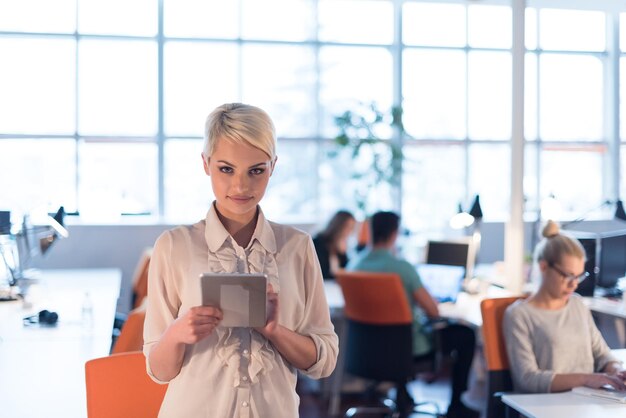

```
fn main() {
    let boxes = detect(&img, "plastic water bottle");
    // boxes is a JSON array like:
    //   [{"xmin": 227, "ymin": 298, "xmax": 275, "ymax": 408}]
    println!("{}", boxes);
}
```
[{"xmin": 82, "ymin": 291, "xmax": 93, "ymax": 328}]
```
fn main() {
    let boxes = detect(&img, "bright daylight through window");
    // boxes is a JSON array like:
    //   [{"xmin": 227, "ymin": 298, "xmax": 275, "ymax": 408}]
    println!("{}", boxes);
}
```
[{"xmin": 0, "ymin": 0, "xmax": 624, "ymax": 237}]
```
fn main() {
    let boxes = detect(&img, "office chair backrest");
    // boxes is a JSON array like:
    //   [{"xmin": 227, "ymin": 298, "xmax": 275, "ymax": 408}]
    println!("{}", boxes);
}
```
[
  {"xmin": 85, "ymin": 351, "xmax": 167, "ymax": 418},
  {"xmin": 132, "ymin": 248, "xmax": 152, "ymax": 309},
  {"xmin": 336, "ymin": 270, "xmax": 412, "ymax": 325},
  {"xmin": 336, "ymin": 271, "xmax": 414, "ymax": 382},
  {"xmin": 111, "ymin": 303, "xmax": 146, "ymax": 354},
  {"xmin": 480, "ymin": 296, "xmax": 524, "ymax": 418}
]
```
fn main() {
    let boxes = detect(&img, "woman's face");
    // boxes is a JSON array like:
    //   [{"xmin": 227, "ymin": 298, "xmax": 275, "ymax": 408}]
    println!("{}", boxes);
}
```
[
  {"xmin": 203, "ymin": 138, "xmax": 274, "ymax": 224},
  {"xmin": 540, "ymin": 254, "xmax": 585, "ymax": 301},
  {"xmin": 340, "ymin": 218, "xmax": 356, "ymax": 240}
]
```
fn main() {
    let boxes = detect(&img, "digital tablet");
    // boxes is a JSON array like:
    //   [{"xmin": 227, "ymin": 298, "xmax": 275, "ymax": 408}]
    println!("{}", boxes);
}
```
[{"xmin": 199, "ymin": 273, "xmax": 267, "ymax": 328}]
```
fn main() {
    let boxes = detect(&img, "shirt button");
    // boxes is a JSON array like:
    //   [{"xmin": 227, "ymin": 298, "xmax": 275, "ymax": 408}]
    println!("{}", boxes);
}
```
[
  {"xmin": 242, "ymin": 401, "xmax": 249, "ymax": 407},
  {"xmin": 242, "ymin": 376, "xmax": 248, "ymax": 382},
  {"xmin": 243, "ymin": 349, "xmax": 249, "ymax": 355}
]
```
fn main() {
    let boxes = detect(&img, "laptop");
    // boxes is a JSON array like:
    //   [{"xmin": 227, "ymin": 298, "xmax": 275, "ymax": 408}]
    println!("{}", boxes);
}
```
[
  {"xmin": 572, "ymin": 386, "xmax": 626, "ymax": 403},
  {"xmin": 416, "ymin": 263, "xmax": 466, "ymax": 303}
]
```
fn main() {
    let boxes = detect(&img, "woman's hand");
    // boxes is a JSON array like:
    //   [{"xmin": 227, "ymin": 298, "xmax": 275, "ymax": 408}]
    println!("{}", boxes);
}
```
[
  {"xmin": 170, "ymin": 305, "xmax": 223, "ymax": 345},
  {"xmin": 603, "ymin": 361, "xmax": 626, "ymax": 380},
  {"xmin": 584, "ymin": 373, "xmax": 626, "ymax": 391},
  {"xmin": 255, "ymin": 284, "xmax": 279, "ymax": 339}
]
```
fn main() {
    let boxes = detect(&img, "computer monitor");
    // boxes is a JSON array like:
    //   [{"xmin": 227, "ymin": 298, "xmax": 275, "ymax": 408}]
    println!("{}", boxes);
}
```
[
  {"xmin": 425, "ymin": 238, "xmax": 475, "ymax": 280},
  {"xmin": 569, "ymin": 229, "xmax": 626, "ymax": 295},
  {"xmin": 0, "ymin": 211, "xmax": 10, "ymax": 235},
  {"xmin": 571, "ymin": 235, "xmax": 597, "ymax": 297},
  {"xmin": 597, "ymin": 231, "xmax": 626, "ymax": 289}
]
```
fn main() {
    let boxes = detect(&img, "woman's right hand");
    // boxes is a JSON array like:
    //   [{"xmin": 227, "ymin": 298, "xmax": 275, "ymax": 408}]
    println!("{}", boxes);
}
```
[
  {"xmin": 170, "ymin": 305, "xmax": 223, "ymax": 345},
  {"xmin": 584, "ymin": 373, "xmax": 626, "ymax": 391}
]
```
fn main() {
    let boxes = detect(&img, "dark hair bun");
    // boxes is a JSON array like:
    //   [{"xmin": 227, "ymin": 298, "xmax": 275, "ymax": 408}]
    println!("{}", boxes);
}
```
[{"xmin": 542, "ymin": 220, "xmax": 560, "ymax": 238}]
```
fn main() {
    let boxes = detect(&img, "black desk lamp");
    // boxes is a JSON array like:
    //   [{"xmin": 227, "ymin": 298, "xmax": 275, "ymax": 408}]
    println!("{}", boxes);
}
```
[
  {"xmin": 468, "ymin": 195, "xmax": 483, "ymax": 220},
  {"xmin": 615, "ymin": 200, "xmax": 626, "ymax": 221}
]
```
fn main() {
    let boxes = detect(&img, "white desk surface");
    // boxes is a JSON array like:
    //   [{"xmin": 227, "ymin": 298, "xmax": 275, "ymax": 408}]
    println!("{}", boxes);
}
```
[
  {"xmin": 583, "ymin": 296, "xmax": 626, "ymax": 320},
  {"xmin": 502, "ymin": 390, "xmax": 626, "ymax": 418},
  {"xmin": 0, "ymin": 269, "xmax": 121, "ymax": 418},
  {"xmin": 502, "ymin": 349, "xmax": 626, "ymax": 418}
]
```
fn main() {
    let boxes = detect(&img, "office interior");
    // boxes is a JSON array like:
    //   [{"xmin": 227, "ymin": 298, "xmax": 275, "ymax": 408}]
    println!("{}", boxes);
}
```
[{"xmin": 5, "ymin": 0, "xmax": 626, "ymax": 417}]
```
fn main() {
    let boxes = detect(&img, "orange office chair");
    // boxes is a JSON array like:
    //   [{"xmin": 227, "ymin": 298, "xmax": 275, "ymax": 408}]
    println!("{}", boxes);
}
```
[
  {"xmin": 111, "ymin": 302, "xmax": 146, "ymax": 354},
  {"xmin": 336, "ymin": 271, "xmax": 440, "ymax": 417},
  {"xmin": 480, "ymin": 296, "xmax": 524, "ymax": 418},
  {"xmin": 85, "ymin": 351, "xmax": 167, "ymax": 418},
  {"xmin": 112, "ymin": 248, "xmax": 152, "ymax": 349}
]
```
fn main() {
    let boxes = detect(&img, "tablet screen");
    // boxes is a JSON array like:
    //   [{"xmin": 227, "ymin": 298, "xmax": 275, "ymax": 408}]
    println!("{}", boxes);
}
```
[{"xmin": 199, "ymin": 273, "xmax": 267, "ymax": 327}]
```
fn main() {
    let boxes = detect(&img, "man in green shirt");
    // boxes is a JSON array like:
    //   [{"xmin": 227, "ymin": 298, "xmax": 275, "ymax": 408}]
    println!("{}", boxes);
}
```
[{"xmin": 348, "ymin": 211, "xmax": 479, "ymax": 418}]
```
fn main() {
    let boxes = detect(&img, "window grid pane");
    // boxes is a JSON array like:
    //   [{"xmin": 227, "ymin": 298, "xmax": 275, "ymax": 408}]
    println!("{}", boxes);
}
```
[
  {"xmin": 0, "ymin": 38, "xmax": 76, "ymax": 134},
  {"xmin": 0, "ymin": 2, "xmax": 622, "ymax": 225},
  {"xmin": 539, "ymin": 54, "xmax": 604, "ymax": 141},
  {"xmin": 403, "ymin": 49, "xmax": 466, "ymax": 140},
  {"xmin": 0, "ymin": 139, "xmax": 77, "ymax": 213},
  {"xmin": 164, "ymin": 41, "xmax": 240, "ymax": 137},
  {"xmin": 163, "ymin": 0, "xmax": 239, "ymax": 39},
  {"xmin": 78, "ymin": 39, "xmax": 158, "ymax": 136},
  {"xmin": 0, "ymin": 0, "xmax": 76, "ymax": 33},
  {"xmin": 78, "ymin": 0, "xmax": 157, "ymax": 36},
  {"xmin": 78, "ymin": 142, "xmax": 158, "ymax": 220},
  {"xmin": 318, "ymin": 0, "xmax": 394, "ymax": 45}
]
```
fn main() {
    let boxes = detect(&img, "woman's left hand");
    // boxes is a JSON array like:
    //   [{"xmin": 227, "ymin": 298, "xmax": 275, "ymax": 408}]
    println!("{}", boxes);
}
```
[{"xmin": 255, "ymin": 283, "xmax": 279, "ymax": 339}]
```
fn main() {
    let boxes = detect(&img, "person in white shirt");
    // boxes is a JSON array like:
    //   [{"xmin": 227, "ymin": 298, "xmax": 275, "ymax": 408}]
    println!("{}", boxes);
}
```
[
  {"xmin": 143, "ymin": 103, "xmax": 339, "ymax": 418},
  {"xmin": 504, "ymin": 220, "xmax": 626, "ymax": 394}
]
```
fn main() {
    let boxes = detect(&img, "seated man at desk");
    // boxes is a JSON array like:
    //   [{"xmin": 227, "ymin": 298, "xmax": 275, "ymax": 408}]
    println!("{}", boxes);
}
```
[
  {"xmin": 503, "ymin": 220, "xmax": 626, "ymax": 394},
  {"xmin": 348, "ymin": 211, "xmax": 479, "ymax": 418}
]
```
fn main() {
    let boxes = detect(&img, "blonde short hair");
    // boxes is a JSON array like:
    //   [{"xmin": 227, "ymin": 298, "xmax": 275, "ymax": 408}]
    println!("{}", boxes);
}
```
[
  {"xmin": 203, "ymin": 103, "xmax": 276, "ymax": 160},
  {"xmin": 534, "ymin": 220, "xmax": 585, "ymax": 265}
]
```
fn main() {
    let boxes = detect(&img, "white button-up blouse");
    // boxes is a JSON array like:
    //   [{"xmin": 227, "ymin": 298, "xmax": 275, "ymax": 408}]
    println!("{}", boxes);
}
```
[{"xmin": 143, "ymin": 205, "xmax": 339, "ymax": 418}]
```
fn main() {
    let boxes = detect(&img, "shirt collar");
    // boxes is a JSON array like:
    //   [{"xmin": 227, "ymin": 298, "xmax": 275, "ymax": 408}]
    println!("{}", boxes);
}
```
[{"xmin": 204, "ymin": 202, "xmax": 276, "ymax": 254}]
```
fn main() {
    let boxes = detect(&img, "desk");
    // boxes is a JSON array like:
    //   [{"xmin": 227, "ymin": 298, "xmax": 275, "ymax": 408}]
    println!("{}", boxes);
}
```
[
  {"xmin": 323, "ymin": 280, "xmax": 509, "ymax": 415},
  {"xmin": 502, "ymin": 391, "xmax": 626, "ymax": 417},
  {"xmin": 0, "ymin": 269, "xmax": 121, "ymax": 418},
  {"xmin": 583, "ymin": 296, "xmax": 626, "ymax": 347},
  {"xmin": 584, "ymin": 296, "xmax": 626, "ymax": 319},
  {"xmin": 502, "ymin": 349, "xmax": 626, "ymax": 418}
]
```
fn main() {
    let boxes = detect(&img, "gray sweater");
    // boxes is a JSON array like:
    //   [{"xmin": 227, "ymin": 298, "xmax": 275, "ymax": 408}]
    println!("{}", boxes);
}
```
[{"xmin": 503, "ymin": 294, "xmax": 617, "ymax": 393}]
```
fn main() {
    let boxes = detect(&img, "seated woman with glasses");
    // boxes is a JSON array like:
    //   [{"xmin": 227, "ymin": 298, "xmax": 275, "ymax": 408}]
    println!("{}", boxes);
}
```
[{"xmin": 503, "ymin": 220, "xmax": 626, "ymax": 393}]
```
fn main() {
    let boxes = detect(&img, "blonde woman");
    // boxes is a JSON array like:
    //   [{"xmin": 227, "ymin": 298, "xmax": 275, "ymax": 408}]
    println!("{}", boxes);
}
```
[
  {"xmin": 143, "ymin": 103, "xmax": 338, "ymax": 417},
  {"xmin": 504, "ymin": 220, "xmax": 626, "ymax": 393}
]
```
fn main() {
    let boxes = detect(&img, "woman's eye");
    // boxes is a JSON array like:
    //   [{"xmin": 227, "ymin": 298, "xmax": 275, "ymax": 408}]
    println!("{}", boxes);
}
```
[
  {"xmin": 250, "ymin": 168, "xmax": 265, "ymax": 175},
  {"xmin": 219, "ymin": 166, "xmax": 233, "ymax": 173}
]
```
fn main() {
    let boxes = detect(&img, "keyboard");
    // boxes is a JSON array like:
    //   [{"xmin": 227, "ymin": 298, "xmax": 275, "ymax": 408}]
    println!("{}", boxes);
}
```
[{"xmin": 572, "ymin": 386, "xmax": 626, "ymax": 403}]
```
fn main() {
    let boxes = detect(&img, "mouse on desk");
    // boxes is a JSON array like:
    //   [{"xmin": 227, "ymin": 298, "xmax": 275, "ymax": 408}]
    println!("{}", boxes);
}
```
[
  {"xmin": 600, "ymin": 288, "xmax": 623, "ymax": 299},
  {"xmin": 23, "ymin": 309, "xmax": 59, "ymax": 326}
]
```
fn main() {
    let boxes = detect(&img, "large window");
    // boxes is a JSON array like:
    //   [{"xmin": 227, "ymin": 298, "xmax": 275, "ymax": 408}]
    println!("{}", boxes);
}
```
[{"xmin": 0, "ymin": 0, "xmax": 624, "ymax": 238}]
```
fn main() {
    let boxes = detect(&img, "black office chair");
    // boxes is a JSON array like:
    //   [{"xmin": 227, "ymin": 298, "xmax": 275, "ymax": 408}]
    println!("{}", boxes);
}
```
[{"xmin": 336, "ymin": 271, "xmax": 442, "ymax": 418}]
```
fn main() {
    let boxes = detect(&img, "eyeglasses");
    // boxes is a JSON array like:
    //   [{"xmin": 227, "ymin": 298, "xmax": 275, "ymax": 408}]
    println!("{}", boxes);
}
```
[{"xmin": 549, "ymin": 263, "xmax": 589, "ymax": 284}]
